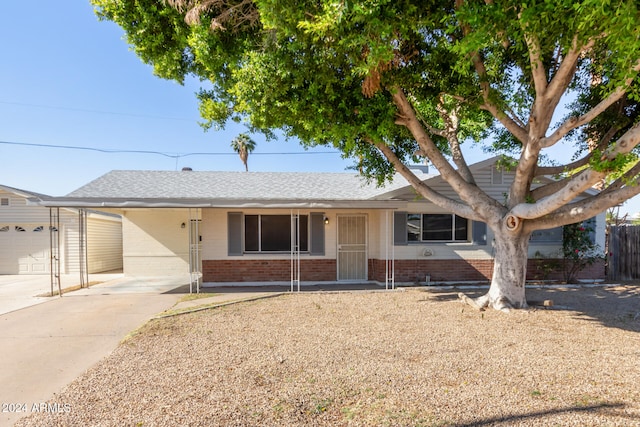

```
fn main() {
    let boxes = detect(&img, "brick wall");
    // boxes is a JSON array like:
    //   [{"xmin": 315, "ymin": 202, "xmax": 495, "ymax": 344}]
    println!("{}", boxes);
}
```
[
  {"xmin": 371, "ymin": 258, "xmax": 606, "ymax": 284},
  {"xmin": 203, "ymin": 259, "xmax": 336, "ymax": 282},
  {"xmin": 203, "ymin": 258, "xmax": 605, "ymax": 283},
  {"xmin": 369, "ymin": 259, "xmax": 494, "ymax": 283}
]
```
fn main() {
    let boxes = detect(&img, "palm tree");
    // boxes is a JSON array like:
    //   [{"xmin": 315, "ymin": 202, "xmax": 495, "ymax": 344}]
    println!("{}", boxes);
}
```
[{"xmin": 230, "ymin": 133, "xmax": 257, "ymax": 171}]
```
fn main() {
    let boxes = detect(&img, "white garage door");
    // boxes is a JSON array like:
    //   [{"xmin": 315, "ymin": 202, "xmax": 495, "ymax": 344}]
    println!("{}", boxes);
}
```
[{"xmin": 0, "ymin": 224, "xmax": 51, "ymax": 274}]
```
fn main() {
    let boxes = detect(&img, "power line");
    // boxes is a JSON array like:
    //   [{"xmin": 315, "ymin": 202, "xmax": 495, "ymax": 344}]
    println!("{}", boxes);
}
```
[
  {"xmin": 0, "ymin": 139, "xmax": 341, "ymax": 159},
  {"xmin": 0, "ymin": 100, "xmax": 192, "ymax": 122}
]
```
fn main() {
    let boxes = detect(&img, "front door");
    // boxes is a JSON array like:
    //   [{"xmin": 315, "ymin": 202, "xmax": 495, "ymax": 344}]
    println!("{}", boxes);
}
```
[{"xmin": 337, "ymin": 215, "xmax": 367, "ymax": 281}]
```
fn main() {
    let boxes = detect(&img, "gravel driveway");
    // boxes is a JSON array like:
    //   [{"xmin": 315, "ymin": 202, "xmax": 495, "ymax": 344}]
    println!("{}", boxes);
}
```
[{"xmin": 15, "ymin": 285, "xmax": 640, "ymax": 426}]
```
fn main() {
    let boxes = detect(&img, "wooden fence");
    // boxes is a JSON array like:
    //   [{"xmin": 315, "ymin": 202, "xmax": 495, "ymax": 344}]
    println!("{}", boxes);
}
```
[{"xmin": 607, "ymin": 225, "xmax": 640, "ymax": 281}]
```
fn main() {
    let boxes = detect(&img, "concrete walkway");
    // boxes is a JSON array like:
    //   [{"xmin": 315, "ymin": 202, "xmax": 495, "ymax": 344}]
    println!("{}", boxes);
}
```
[{"xmin": 0, "ymin": 276, "xmax": 186, "ymax": 426}]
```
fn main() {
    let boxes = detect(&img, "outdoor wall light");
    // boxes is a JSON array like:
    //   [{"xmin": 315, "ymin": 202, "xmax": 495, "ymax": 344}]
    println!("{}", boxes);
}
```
[
  {"xmin": 181, "ymin": 222, "xmax": 186, "ymax": 229},
  {"xmin": 324, "ymin": 216, "xmax": 329, "ymax": 225}
]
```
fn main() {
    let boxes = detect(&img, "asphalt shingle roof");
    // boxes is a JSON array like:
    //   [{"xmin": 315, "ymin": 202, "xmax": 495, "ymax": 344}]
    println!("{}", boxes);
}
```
[{"xmin": 66, "ymin": 170, "xmax": 432, "ymax": 201}]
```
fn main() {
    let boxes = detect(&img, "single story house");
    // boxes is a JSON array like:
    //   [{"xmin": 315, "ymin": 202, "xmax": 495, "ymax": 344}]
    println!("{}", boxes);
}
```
[
  {"xmin": 0, "ymin": 185, "xmax": 123, "ymax": 275},
  {"xmin": 36, "ymin": 157, "xmax": 605, "ymax": 286}
]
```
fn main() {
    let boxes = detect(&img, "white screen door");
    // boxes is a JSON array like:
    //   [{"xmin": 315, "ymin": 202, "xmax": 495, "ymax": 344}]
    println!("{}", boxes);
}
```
[{"xmin": 337, "ymin": 215, "xmax": 367, "ymax": 281}]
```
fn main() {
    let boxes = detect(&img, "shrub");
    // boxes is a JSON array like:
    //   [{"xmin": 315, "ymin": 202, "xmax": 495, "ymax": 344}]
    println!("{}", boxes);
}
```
[{"xmin": 562, "ymin": 222, "xmax": 602, "ymax": 284}]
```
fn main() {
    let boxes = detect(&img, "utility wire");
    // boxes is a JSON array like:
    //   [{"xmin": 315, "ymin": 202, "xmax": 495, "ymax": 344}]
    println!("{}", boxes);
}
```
[
  {"xmin": 0, "ymin": 139, "xmax": 341, "ymax": 159},
  {"xmin": 0, "ymin": 100, "xmax": 192, "ymax": 122}
]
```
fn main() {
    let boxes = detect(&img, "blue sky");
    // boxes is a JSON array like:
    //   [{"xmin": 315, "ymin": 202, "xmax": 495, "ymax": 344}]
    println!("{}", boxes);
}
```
[
  {"xmin": 1, "ymin": 1, "xmax": 638, "ymax": 216},
  {"xmin": 0, "ymin": 1, "xmax": 353, "ymax": 197}
]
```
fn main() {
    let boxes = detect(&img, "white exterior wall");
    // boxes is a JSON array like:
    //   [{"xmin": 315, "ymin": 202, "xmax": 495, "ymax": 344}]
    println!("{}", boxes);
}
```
[
  {"xmin": 387, "ymin": 164, "xmax": 569, "ymax": 260},
  {"xmin": 86, "ymin": 214, "xmax": 123, "ymax": 273},
  {"xmin": 121, "ymin": 209, "xmax": 189, "ymax": 276},
  {"xmin": 202, "ymin": 208, "xmax": 384, "ymax": 261},
  {"xmin": 0, "ymin": 189, "xmax": 78, "ymax": 274},
  {"xmin": 203, "ymin": 208, "xmax": 337, "ymax": 260}
]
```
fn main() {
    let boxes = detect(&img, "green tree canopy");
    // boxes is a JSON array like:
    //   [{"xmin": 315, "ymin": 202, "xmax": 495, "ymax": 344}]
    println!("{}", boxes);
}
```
[{"xmin": 93, "ymin": 0, "xmax": 640, "ymax": 310}]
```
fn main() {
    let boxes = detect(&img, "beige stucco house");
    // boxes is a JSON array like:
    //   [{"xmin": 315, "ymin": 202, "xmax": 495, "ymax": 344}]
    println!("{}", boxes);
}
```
[{"xmin": 37, "ymin": 157, "xmax": 606, "ymax": 287}]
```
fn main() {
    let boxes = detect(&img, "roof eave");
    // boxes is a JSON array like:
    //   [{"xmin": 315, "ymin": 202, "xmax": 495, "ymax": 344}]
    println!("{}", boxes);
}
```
[{"xmin": 33, "ymin": 197, "xmax": 406, "ymax": 210}]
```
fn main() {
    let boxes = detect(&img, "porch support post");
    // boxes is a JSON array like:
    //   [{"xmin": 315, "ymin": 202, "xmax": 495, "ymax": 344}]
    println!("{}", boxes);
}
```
[
  {"xmin": 291, "ymin": 210, "xmax": 301, "ymax": 292},
  {"xmin": 188, "ymin": 208, "xmax": 202, "ymax": 294},
  {"xmin": 385, "ymin": 210, "xmax": 395, "ymax": 290}
]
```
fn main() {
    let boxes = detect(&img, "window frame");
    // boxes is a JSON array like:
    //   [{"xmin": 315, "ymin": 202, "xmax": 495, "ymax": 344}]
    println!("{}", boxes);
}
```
[
  {"xmin": 407, "ymin": 213, "xmax": 470, "ymax": 243},
  {"xmin": 243, "ymin": 214, "xmax": 309, "ymax": 253}
]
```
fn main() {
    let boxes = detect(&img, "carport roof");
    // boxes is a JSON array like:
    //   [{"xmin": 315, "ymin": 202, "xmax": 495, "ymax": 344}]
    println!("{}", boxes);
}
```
[{"xmin": 37, "ymin": 169, "xmax": 435, "ymax": 208}]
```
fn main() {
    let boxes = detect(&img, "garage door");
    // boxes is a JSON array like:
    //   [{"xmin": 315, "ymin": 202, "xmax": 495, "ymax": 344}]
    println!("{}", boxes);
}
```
[{"xmin": 0, "ymin": 224, "xmax": 51, "ymax": 274}]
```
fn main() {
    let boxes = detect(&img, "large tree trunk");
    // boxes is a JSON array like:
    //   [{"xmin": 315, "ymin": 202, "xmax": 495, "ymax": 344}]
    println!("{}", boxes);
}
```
[{"xmin": 460, "ymin": 222, "xmax": 530, "ymax": 312}]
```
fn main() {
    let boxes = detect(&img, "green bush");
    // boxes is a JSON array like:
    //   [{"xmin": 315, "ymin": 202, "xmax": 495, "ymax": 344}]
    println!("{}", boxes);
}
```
[{"xmin": 562, "ymin": 222, "xmax": 602, "ymax": 284}]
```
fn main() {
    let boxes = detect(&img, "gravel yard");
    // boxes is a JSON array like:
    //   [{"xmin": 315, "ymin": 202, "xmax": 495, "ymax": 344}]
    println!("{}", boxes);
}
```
[{"xmin": 15, "ymin": 285, "xmax": 640, "ymax": 427}]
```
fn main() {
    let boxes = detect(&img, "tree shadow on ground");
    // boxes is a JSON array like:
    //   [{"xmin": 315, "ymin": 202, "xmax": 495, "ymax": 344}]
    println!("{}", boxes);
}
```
[
  {"xmin": 450, "ymin": 402, "xmax": 632, "ymax": 427},
  {"xmin": 423, "ymin": 284, "xmax": 640, "ymax": 333},
  {"xmin": 526, "ymin": 285, "xmax": 640, "ymax": 333}
]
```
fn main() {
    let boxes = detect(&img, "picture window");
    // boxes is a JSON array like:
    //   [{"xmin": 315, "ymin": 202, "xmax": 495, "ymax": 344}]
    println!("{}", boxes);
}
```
[
  {"xmin": 407, "ymin": 214, "xmax": 469, "ymax": 242},
  {"xmin": 244, "ymin": 214, "xmax": 308, "ymax": 252}
]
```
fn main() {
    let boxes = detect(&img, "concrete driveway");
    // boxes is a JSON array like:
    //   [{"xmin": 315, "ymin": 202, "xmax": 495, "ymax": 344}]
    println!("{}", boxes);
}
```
[
  {"xmin": 0, "ymin": 275, "xmax": 187, "ymax": 426},
  {"xmin": 0, "ymin": 273, "xmax": 125, "ymax": 315}
]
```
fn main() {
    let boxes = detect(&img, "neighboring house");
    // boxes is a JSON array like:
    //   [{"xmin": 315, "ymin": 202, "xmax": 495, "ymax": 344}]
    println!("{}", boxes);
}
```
[
  {"xmin": 0, "ymin": 185, "xmax": 123, "ymax": 275},
  {"xmin": 38, "ymin": 157, "xmax": 605, "ymax": 285}
]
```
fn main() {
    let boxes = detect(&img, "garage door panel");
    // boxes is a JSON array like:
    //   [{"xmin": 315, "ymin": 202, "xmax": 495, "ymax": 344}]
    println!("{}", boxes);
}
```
[{"xmin": 0, "ymin": 224, "xmax": 50, "ymax": 274}]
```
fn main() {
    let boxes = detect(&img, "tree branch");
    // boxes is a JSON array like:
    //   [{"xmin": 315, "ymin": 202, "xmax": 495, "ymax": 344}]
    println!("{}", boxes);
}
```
[
  {"xmin": 473, "ymin": 56, "xmax": 530, "ymax": 144},
  {"xmin": 514, "ymin": 121, "xmax": 640, "ymax": 219},
  {"xmin": 541, "ymin": 87, "xmax": 627, "ymax": 148},
  {"xmin": 436, "ymin": 98, "xmax": 476, "ymax": 184},
  {"xmin": 523, "ymin": 30, "xmax": 547, "ymax": 100},
  {"xmin": 534, "ymin": 156, "xmax": 591, "ymax": 177},
  {"xmin": 390, "ymin": 88, "xmax": 503, "ymax": 218},
  {"xmin": 530, "ymin": 175, "xmax": 574, "ymax": 200},
  {"xmin": 600, "ymin": 160, "xmax": 640, "ymax": 194},
  {"xmin": 512, "ymin": 168, "xmax": 606, "ymax": 219},
  {"xmin": 371, "ymin": 139, "xmax": 482, "ymax": 220},
  {"xmin": 526, "ymin": 182, "xmax": 640, "ymax": 231},
  {"xmin": 543, "ymin": 35, "xmax": 590, "ymax": 111},
  {"xmin": 454, "ymin": 0, "xmax": 528, "ymax": 144},
  {"xmin": 167, "ymin": 0, "xmax": 260, "ymax": 32}
]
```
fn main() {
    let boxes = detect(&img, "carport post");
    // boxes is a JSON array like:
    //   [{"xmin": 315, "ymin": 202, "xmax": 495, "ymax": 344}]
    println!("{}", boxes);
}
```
[
  {"xmin": 78, "ymin": 209, "xmax": 89, "ymax": 288},
  {"xmin": 49, "ymin": 207, "xmax": 61, "ymax": 297}
]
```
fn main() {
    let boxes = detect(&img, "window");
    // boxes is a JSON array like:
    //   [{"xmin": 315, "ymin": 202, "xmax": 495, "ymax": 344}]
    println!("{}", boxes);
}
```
[
  {"xmin": 33, "ymin": 226, "xmax": 44, "ymax": 232},
  {"xmin": 0, "ymin": 226, "xmax": 8, "ymax": 232},
  {"xmin": 530, "ymin": 218, "xmax": 596, "ymax": 244},
  {"xmin": 244, "ymin": 214, "xmax": 308, "ymax": 252},
  {"xmin": 15, "ymin": 226, "xmax": 26, "ymax": 232},
  {"xmin": 491, "ymin": 166, "xmax": 504, "ymax": 185},
  {"xmin": 0, "ymin": 198, "xmax": 8, "ymax": 206},
  {"xmin": 407, "ymin": 213, "xmax": 469, "ymax": 242},
  {"xmin": 530, "ymin": 227, "xmax": 562, "ymax": 243}
]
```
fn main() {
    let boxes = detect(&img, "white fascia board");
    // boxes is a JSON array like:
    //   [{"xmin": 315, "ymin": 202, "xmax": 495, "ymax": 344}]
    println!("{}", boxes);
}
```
[{"xmin": 32, "ymin": 197, "xmax": 406, "ymax": 210}]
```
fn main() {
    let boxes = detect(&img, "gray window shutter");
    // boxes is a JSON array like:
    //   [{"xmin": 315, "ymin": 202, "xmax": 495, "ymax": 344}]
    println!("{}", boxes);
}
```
[
  {"xmin": 310, "ymin": 212, "xmax": 325, "ymax": 255},
  {"xmin": 227, "ymin": 212, "xmax": 243, "ymax": 256},
  {"xmin": 472, "ymin": 221, "xmax": 487, "ymax": 245},
  {"xmin": 394, "ymin": 211, "xmax": 408, "ymax": 245}
]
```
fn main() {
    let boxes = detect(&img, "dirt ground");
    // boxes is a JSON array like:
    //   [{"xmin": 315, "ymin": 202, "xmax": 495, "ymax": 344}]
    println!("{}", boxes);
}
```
[{"xmin": 15, "ymin": 285, "xmax": 640, "ymax": 427}]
